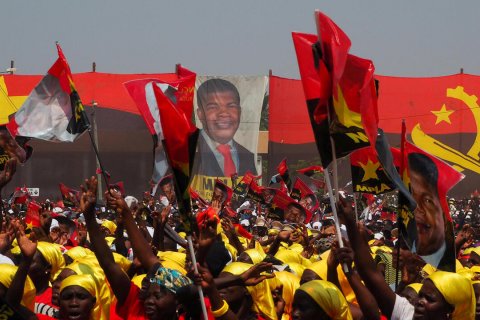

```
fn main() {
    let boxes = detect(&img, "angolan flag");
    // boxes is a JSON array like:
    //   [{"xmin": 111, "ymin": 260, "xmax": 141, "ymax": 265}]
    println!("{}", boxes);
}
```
[{"xmin": 7, "ymin": 44, "xmax": 89, "ymax": 142}]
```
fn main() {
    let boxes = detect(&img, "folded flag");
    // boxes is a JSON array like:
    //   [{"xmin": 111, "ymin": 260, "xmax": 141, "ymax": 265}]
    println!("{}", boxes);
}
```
[{"xmin": 7, "ymin": 44, "xmax": 89, "ymax": 142}]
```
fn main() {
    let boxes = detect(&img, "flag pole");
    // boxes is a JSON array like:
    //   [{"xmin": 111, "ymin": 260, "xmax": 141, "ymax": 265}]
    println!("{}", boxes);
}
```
[
  {"xmin": 353, "ymin": 192, "xmax": 358, "ymax": 223},
  {"xmin": 91, "ymin": 101, "xmax": 104, "ymax": 202},
  {"xmin": 394, "ymin": 119, "xmax": 407, "ymax": 291}
]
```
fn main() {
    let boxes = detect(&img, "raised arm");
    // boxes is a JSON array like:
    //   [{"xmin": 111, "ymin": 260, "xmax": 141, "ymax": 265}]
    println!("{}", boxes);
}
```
[
  {"xmin": 338, "ymin": 198, "xmax": 397, "ymax": 318},
  {"xmin": 81, "ymin": 177, "xmax": 131, "ymax": 304},
  {"xmin": 105, "ymin": 190, "xmax": 159, "ymax": 270}
]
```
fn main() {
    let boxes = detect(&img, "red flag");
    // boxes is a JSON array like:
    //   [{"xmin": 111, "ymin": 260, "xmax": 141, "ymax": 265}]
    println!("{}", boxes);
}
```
[
  {"xmin": 59, "ymin": 183, "xmax": 80, "ymax": 208},
  {"xmin": 233, "ymin": 223, "xmax": 253, "ymax": 240},
  {"xmin": 7, "ymin": 44, "xmax": 89, "ymax": 142},
  {"xmin": 154, "ymin": 78, "xmax": 199, "ymax": 233},
  {"xmin": 315, "ymin": 11, "xmax": 351, "ymax": 87},
  {"xmin": 25, "ymin": 201, "xmax": 41, "ymax": 230},
  {"xmin": 213, "ymin": 179, "xmax": 233, "ymax": 204},
  {"xmin": 277, "ymin": 158, "xmax": 292, "ymax": 191},
  {"xmin": 12, "ymin": 186, "xmax": 29, "ymax": 204},
  {"xmin": 296, "ymin": 165, "xmax": 323, "ymax": 177}
]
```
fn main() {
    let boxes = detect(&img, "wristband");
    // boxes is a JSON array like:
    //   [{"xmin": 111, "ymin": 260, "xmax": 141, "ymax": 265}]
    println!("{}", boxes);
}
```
[{"xmin": 211, "ymin": 299, "xmax": 229, "ymax": 318}]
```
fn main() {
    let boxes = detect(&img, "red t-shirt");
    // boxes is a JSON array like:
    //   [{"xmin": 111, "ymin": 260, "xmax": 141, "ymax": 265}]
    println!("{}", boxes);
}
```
[
  {"xmin": 35, "ymin": 287, "xmax": 58, "ymax": 316},
  {"xmin": 115, "ymin": 282, "xmax": 146, "ymax": 320}
]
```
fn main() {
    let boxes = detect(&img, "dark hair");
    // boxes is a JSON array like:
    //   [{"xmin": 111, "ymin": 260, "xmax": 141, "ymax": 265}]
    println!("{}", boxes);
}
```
[
  {"xmin": 287, "ymin": 202, "xmax": 307, "ymax": 218},
  {"xmin": 197, "ymin": 78, "xmax": 240, "ymax": 108},
  {"xmin": 159, "ymin": 175, "xmax": 173, "ymax": 187},
  {"xmin": 408, "ymin": 152, "xmax": 438, "ymax": 193}
]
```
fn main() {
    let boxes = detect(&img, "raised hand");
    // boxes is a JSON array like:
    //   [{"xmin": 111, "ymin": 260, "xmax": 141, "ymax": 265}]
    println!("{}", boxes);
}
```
[
  {"xmin": 105, "ymin": 188, "xmax": 129, "ymax": 216},
  {"xmin": 211, "ymin": 200, "xmax": 221, "ymax": 214},
  {"xmin": 0, "ymin": 158, "xmax": 17, "ymax": 190},
  {"xmin": 240, "ymin": 262, "xmax": 275, "ymax": 286},
  {"xmin": 194, "ymin": 263, "xmax": 215, "ymax": 293},
  {"xmin": 79, "ymin": 176, "xmax": 98, "ymax": 216},
  {"xmin": 0, "ymin": 218, "xmax": 14, "ymax": 254},
  {"xmin": 221, "ymin": 216, "xmax": 236, "ymax": 237},
  {"xmin": 14, "ymin": 220, "xmax": 37, "ymax": 261}
]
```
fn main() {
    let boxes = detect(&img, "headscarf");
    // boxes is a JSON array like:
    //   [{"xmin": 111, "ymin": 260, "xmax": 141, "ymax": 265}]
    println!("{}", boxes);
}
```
[
  {"xmin": 132, "ymin": 274, "xmax": 146, "ymax": 289},
  {"xmin": 244, "ymin": 249, "xmax": 266, "ymax": 264},
  {"xmin": 149, "ymin": 266, "xmax": 192, "ymax": 294},
  {"xmin": 65, "ymin": 246, "xmax": 93, "ymax": 261},
  {"xmin": 297, "ymin": 280, "xmax": 352, "ymax": 320},
  {"xmin": 60, "ymin": 274, "xmax": 96, "ymax": 298},
  {"xmin": 287, "ymin": 263, "xmax": 306, "ymax": 278},
  {"xmin": 275, "ymin": 250, "xmax": 311, "ymax": 266},
  {"xmin": 428, "ymin": 271, "xmax": 475, "ymax": 320},
  {"xmin": 222, "ymin": 262, "xmax": 277, "ymax": 320},
  {"xmin": 59, "ymin": 274, "xmax": 98, "ymax": 320},
  {"xmin": 36, "ymin": 242, "xmax": 66, "ymax": 281},
  {"xmin": 66, "ymin": 258, "xmax": 110, "ymax": 320},
  {"xmin": 113, "ymin": 252, "xmax": 132, "ymax": 273},
  {"xmin": 406, "ymin": 283, "xmax": 422, "ymax": 294},
  {"xmin": 100, "ymin": 220, "xmax": 117, "ymax": 234},
  {"xmin": 158, "ymin": 251, "xmax": 188, "ymax": 275},
  {"xmin": 303, "ymin": 259, "xmax": 357, "ymax": 305},
  {"xmin": 271, "ymin": 271, "xmax": 299, "ymax": 320},
  {"xmin": 0, "ymin": 264, "xmax": 36, "ymax": 311}
]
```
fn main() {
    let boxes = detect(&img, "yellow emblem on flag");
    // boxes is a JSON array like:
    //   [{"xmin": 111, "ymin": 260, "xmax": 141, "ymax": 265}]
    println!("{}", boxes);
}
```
[{"xmin": 0, "ymin": 76, "xmax": 28, "ymax": 124}]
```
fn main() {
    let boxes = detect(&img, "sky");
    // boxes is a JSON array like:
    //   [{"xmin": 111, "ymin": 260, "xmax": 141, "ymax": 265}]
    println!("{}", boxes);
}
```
[{"xmin": 1, "ymin": 1, "xmax": 480, "ymax": 78}]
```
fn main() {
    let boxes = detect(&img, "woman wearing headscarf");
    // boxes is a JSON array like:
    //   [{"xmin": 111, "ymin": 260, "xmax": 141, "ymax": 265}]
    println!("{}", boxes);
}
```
[
  {"xmin": 292, "ymin": 280, "xmax": 352, "ymax": 320},
  {"xmin": 81, "ymin": 176, "xmax": 193, "ymax": 319},
  {"xmin": 53, "ymin": 274, "xmax": 97, "ymax": 320},
  {"xmin": 220, "ymin": 262, "xmax": 277, "ymax": 320},
  {"xmin": 339, "ymin": 197, "xmax": 476, "ymax": 320},
  {"xmin": 29, "ymin": 241, "xmax": 66, "ymax": 316},
  {"xmin": 269, "ymin": 271, "xmax": 300, "ymax": 320},
  {"xmin": 414, "ymin": 271, "xmax": 475, "ymax": 320}
]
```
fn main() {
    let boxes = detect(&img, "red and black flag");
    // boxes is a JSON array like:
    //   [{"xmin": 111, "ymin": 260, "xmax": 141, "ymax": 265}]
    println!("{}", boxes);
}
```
[
  {"xmin": 190, "ymin": 188, "xmax": 208, "ymax": 211},
  {"xmin": 233, "ymin": 171, "xmax": 258, "ymax": 197},
  {"xmin": 7, "ymin": 44, "xmax": 89, "ymax": 142},
  {"xmin": 246, "ymin": 179, "xmax": 265, "ymax": 204},
  {"xmin": 25, "ymin": 201, "xmax": 41, "ymax": 231},
  {"xmin": 277, "ymin": 158, "xmax": 293, "ymax": 191},
  {"xmin": 59, "ymin": 183, "xmax": 80, "ymax": 208},
  {"xmin": 212, "ymin": 179, "xmax": 233, "ymax": 205},
  {"xmin": 405, "ymin": 141, "xmax": 464, "ymax": 271},
  {"xmin": 296, "ymin": 165, "xmax": 323, "ymax": 177},
  {"xmin": 350, "ymin": 146, "xmax": 400, "ymax": 194},
  {"xmin": 290, "ymin": 177, "xmax": 318, "ymax": 210},
  {"xmin": 153, "ymin": 79, "xmax": 199, "ymax": 234}
]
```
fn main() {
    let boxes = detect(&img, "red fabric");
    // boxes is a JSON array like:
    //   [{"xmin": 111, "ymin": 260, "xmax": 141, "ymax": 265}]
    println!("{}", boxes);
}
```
[
  {"xmin": 36, "ymin": 315, "xmax": 55, "ymax": 320},
  {"xmin": 315, "ymin": 11, "xmax": 351, "ymax": 87},
  {"xmin": 35, "ymin": 287, "xmax": 53, "ymax": 306},
  {"xmin": 405, "ymin": 141, "xmax": 464, "ymax": 221},
  {"xmin": 217, "ymin": 144, "xmax": 236, "ymax": 177},
  {"xmin": 115, "ymin": 283, "xmax": 146, "ymax": 320},
  {"xmin": 25, "ymin": 201, "xmax": 41, "ymax": 228}
]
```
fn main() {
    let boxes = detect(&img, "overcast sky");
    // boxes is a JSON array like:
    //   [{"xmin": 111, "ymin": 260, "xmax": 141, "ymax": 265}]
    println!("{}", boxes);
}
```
[{"xmin": 2, "ymin": 1, "xmax": 479, "ymax": 78}]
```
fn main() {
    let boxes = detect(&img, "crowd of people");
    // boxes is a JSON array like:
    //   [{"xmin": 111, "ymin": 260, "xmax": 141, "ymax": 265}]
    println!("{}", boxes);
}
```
[{"xmin": 1, "ymin": 154, "xmax": 480, "ymax": 320}]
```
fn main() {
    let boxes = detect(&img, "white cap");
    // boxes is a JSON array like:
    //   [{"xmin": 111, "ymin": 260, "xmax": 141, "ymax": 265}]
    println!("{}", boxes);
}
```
[
  {"xmin": 50, "ymin": 219, "xmax": 60, "ymax": 231},
  {"xmin": 125, "ymin": 196, "xmax": 139, "ymax": 209},
  {"xmin": 374, "ymin": 232, "xmax": 384, "ymax": 240},
  {"xmin": 240, "ymin": 219, "xmax": 250, "ymax": 227},
  {"xmin": 53, "ymin": 207, "xmax": 63, "ymax": 214},
  {"xmin": 312, "ymin": 221, "xmax": 322, "ymax": 229}
]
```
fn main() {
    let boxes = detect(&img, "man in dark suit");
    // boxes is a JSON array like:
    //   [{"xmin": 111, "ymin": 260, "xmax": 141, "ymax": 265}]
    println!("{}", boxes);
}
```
[{"xmin": 194, "ymin": 78, "xmax": 257, "ymax": 177}]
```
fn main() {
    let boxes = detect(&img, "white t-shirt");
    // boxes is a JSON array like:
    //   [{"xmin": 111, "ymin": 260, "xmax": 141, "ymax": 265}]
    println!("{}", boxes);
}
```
[{"xmin": 391, "ymin": 294, "xmax": 414, "ymax": 320}]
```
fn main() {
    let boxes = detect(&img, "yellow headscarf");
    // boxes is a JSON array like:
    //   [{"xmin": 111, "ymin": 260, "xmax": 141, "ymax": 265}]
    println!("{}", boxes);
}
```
[
  {"xmin": 132, "ymin": 274, "xmax": 146, "ymax": 289},
  {"xmin": 297, "ymin": 280, "xmax": 352, "ymax": 320},
  {"xmin": 105, "ymin": 237, "xmax": 115, "ymax": 247},
  {"xmin": 66, "ymin": 257, "xmax": 111, "ymax": 320},
  {"xmin": 304, "ymin": 259, "xmax": 357, "ymax": 305},
  {"xmin": 406, "ymin": 283, "xmax": 422, "ymax": 294},
  {"xmin": 272, "ymin": 271, "xmax": 300, "ymax": 320},
  {"xmin": 428, "ymin": 271, "xmax": 475, "ymax": 320},
  {"xmin": 157, "ymin": 251, "xmax": 187, "ymax": 275},
  {"xmin": 0, "ymin": 264, "xmax": 36, "ymax": 311},
  {"xmin": 36, "ymin": 242, "xmax": 66, "ymax": 281},
  {"xmin": 470, "ymin": 265, "xmax": 480, "ymax": 274},
  {"xmin": 306, "ymin": 260, "xmax": 328, "ymax": 280},
  {"xmin": 275, "ymin": 250, "xmax": 311, "ymax": 266},
  {"xmin": 101, "ymin": 220, "xmax": 117, "ymax": 234},
  {"xmin": 113, "ymin": 252, "xmax": 132, "ymax": 273},
  {"xmin": 60, "ymin": 274, "xmax": 96, "ymax": 297},
  {"xmin": 222, "ymin": 262, "xmax": 277, "ymax": 320},
  {"xmin": 287, "ymin": 263, "xmax": 306, "ymax": 278},
  {"xmin": 65, "ymin": 246, "xmax": 93, "ymax": 261},
  {"xmin": 244, "ymin": 249, "xmax": 266, "ymax": 264}
]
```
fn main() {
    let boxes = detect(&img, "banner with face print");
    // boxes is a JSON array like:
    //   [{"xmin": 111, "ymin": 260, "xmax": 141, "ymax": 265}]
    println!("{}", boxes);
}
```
[{"xmin": 191, "ymin": 76, "xmax": 267, "ymax": 200}]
